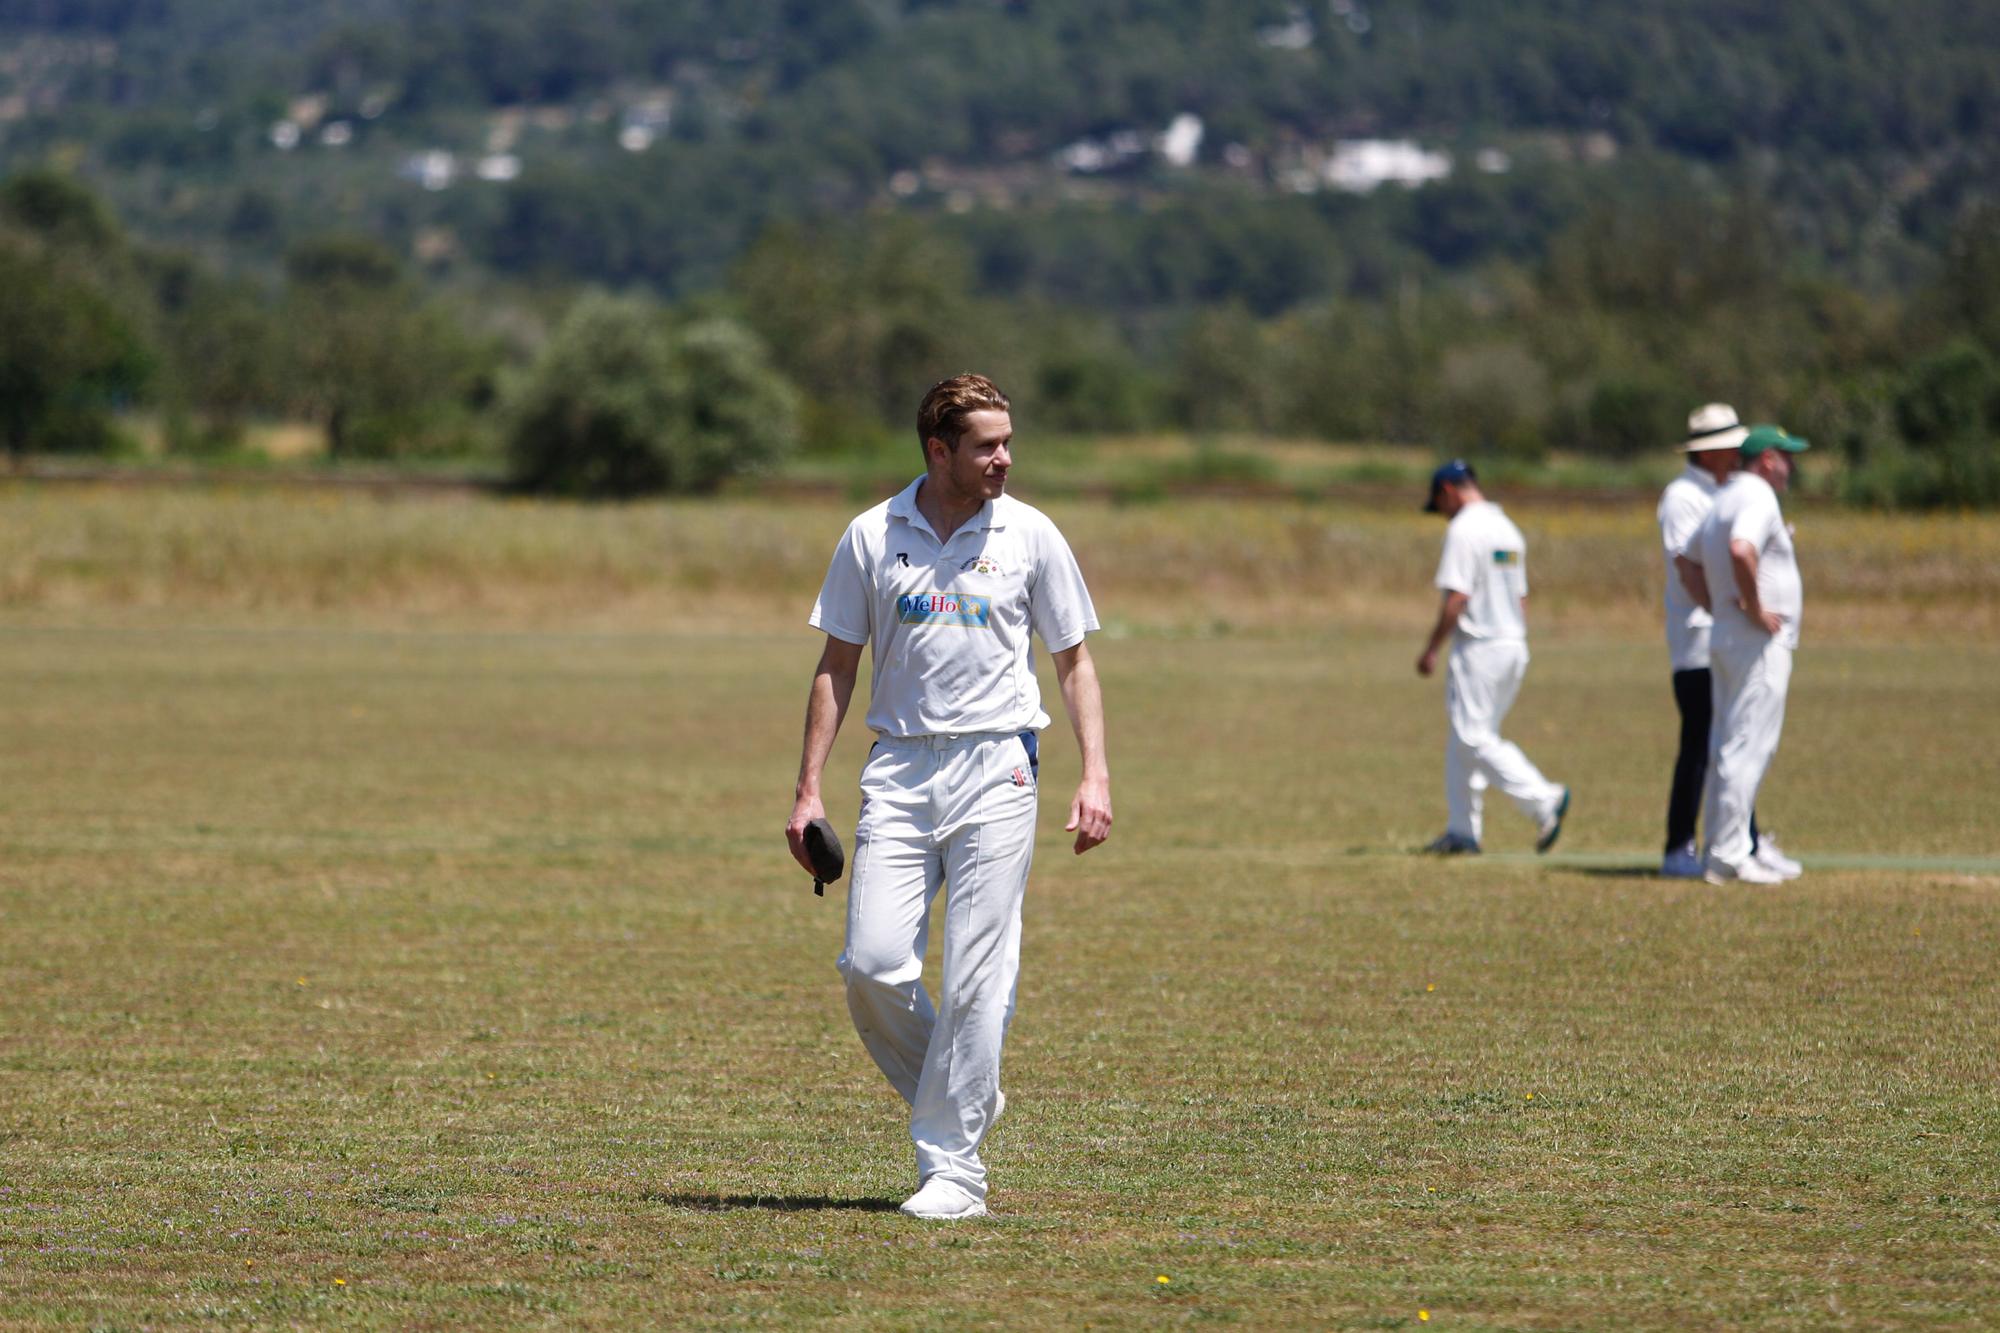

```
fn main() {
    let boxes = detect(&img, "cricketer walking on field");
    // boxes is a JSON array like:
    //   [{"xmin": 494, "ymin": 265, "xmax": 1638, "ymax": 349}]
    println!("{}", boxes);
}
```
[
  {"xmin": 1677, "ymin": 425, "xmax": 1810, "ymax": 885},
  {"xmin": 1415, "ymin": 460, "xmax": 1570, "ymax": 856},
  {"xmin": 786, "ymin": 373, "xmax": 1113, "ymax": 1221}
]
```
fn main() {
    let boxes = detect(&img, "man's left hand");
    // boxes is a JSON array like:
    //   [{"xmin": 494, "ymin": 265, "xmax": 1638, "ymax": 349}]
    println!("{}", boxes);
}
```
[
  {"xmin": 1066, "ymin": 776, "xmax": 1113, "ymax": 854},
  {"xmin": 1416, "ymin": 648, "xmax": 1437, "ymax": 677}
]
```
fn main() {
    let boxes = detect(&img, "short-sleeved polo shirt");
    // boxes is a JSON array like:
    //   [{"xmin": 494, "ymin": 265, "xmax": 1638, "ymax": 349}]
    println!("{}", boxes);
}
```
[
  {"xmin": 810, "ymin": 477, "xmax": 1099, "ymax": 738},
  {"xmin": 1693, "ymin": 471, "xmax": 1801, "ymax": 651},
  {"xmin": 1435, "ymin": 500, "xmax": 1529, "ymax": 643},
  {"xmin": 1658, "ymin": 465, "xmax": 1719, "ymax": 670}
]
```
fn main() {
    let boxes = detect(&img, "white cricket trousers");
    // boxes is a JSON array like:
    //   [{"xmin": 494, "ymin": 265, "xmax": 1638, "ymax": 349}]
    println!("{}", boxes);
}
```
[
  {"xmin": 838, "ymin": 731, "xmax": 1039, "ymax": 1203},
  {"xmin": 1703, "ymin": 631, "xmax": 1792, "ymax": 872},
  {"xmin": 1444, "ymin": 638, "xmax": 1564, "ymax": 843}
]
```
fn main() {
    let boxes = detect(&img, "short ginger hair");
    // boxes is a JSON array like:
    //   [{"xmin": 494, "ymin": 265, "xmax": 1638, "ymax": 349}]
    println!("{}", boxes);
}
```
[{"xmin": 916, "ymin": 373, "xmax": 1010, "ymax": 455}]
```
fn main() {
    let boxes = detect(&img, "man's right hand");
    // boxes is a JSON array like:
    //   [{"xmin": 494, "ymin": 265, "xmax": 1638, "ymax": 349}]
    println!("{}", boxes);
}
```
[
  {"xmin": 1738, "ymin": 600, "xmax": 1785, "ymax": 636},
  {"xmin": 786, "ymin": 794, "xmax": 826, "ymax": 875}
]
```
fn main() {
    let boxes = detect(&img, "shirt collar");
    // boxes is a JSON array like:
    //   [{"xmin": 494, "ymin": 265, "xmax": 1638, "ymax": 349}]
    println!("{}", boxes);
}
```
[
  {"xmin": 1728, "ymin": 470, "xmax": 1776, "ymax": 501},
  {"xmin": 888, "ymin": 476, "xmax": 1004, "ymax": 542},
  {"xmin": 1683, "ymin": 464, "xmax": 1719, "ymax": 494}
]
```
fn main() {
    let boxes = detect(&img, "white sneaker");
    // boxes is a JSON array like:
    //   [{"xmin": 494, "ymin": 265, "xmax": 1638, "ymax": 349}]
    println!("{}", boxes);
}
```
[
  {"xmin": 1704, "ymin": 856, "xmax": 1786, "ymax": 886},
  {"xmin": 1753, "ymin": 834, "xmax": 1803, "ymax": 880},
  {"xmin": 899, "ymin": 1177, "xmax": 987, "ymax": 1220},
  {"xmin": 1661, "ymin": 844, "xmax": 1704, "ymax": 878}
]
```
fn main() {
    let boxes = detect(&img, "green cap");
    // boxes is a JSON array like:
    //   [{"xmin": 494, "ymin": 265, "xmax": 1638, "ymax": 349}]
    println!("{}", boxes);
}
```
[{"xmin": 1741, "ymin": 424, "xmax": 1809, "ymax": 455}]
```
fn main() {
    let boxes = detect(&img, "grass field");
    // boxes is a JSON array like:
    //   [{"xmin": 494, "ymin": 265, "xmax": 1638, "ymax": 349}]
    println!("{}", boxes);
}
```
[{"xmin": 1, "ymin": 489, "xmax": 1997, "ymax": 1328}]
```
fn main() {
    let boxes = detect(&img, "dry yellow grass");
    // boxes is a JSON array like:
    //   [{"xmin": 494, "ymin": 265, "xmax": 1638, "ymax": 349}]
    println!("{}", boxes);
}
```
[
  {"xmin": 243, "ymin": 421, "xmax": 328, "ymax": 461},
  {"xmin": 0, "ymin": 484, "xmax": 1990, "ymax": 637}
]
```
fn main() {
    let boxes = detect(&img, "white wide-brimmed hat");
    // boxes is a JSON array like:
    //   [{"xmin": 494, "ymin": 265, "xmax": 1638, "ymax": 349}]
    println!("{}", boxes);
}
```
[{"xmin": 1682, "ymin": 402, "xmax": 1749, "ymax": 452}]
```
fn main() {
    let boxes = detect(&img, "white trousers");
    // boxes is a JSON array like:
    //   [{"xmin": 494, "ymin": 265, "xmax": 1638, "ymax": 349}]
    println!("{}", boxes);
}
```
[
  {"xmin": 838, "ymin": 731, "xmax": 1039, "ymax": 1202},
  {"xmin": 1444, "ymin": 638, "xmax": 1564, "ymax": 842},
  {"xmin": 1703, "ymin": 633, "xmax": 1791, "ymax": 871}
]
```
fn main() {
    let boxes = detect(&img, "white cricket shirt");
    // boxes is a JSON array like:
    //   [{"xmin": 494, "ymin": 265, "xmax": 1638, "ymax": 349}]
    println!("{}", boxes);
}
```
[
  {"xmin": 1657, "ymin": 465, "xmax": 1719, "ymax": 670},
  {"xmin": 1693, "ymin": 471, "xmax": 1802, "ymax": 651},
  {"xmin": 810, "ymin": 477, "xmax": 1099, "ymax": 738},
  {"xmin": 1435, "ymin": 500, "xmax": 1529, "ymax": 643}
]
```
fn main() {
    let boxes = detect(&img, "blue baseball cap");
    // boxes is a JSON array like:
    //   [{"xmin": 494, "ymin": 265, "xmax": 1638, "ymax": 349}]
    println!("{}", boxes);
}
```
[{"xmin": 1423, "ymin": 459, "xmax": 1476, "ymax": 513}]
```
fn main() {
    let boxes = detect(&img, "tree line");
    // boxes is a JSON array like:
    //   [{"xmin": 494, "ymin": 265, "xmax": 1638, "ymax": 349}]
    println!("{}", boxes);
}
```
[{"xmin": 3, "ymin": 166, "xmax": 1996, "ymax": 505}]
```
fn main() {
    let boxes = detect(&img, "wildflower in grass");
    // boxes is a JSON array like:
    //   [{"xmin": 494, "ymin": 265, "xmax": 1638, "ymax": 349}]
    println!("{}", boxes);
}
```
[
  {"xmin": 1525, "ymin": 1093, "xmax": 1534, "ymax": 1100},
  {"xmin": 1419, "ymin": 1311, "xmax": 1430, "ymax": 1323},
  {"xmin": 1156, "ymin": 1275, "xmax": 1171, "ymax": 1285},
  {"xmin": 1426, "ymin": 984, "xmax": 1435, "ymax": 992},
  {"xmin": 334, "ymin": 1278, "xmax": 346, "ymax": 1287}
]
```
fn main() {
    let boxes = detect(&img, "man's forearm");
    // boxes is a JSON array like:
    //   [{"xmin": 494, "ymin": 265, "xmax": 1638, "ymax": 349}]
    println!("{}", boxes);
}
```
[
  {"xmin": 795, "ymin": 664, "xmax": 856, "ymax": 799},
  {"xmin": 1675, "ymin": 554, "xmax": 1712, "ymax": 612},
  {"xmin": 787, "ymin": 639, "xmax": 862, "ymax": 875},
  {"xmin": 1052, "ymin": 641, "xmax": 1113, "ymax": 853},
  {"xmin": 1057, "ymin": 648, "xmax": 1108, "ymax": 780},
  {"xmin": 1728, "ymin": 540, "xmax": 1762, "ymax": 616},
  {"xmin": 1425, "ymin": 596, "xmax": 1466, "ymax": 657}
]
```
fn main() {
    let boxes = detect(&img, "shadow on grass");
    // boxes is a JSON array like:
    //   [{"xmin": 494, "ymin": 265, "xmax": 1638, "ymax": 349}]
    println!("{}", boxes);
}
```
[
  {"xmin": 1561, "ymin": 865, "xmax": 1670, "ymax": 879},
  {"xmin": 645, "ymin": 1192, "xmax": 902, "ymax": 1214}
]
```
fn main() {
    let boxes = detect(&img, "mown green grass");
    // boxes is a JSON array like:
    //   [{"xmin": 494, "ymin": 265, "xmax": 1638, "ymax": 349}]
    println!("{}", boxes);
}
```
[{"xmin": 1, "ymin": 613, "xmax": 1996, "ymax": 1329}]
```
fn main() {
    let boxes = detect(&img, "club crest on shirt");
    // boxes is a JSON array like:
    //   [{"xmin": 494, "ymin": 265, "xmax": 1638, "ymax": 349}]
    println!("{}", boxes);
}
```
[
  {"xmin": 896, "ymin": 591, "xmax": 992, "ymax": 627},
  {"xmin": 1491, "ymin": 549, "xmax": 1520, "ymax": 565},
  {"xmin": 960, "ymin": 555, "xmax": 1003, "ymax": 576}
]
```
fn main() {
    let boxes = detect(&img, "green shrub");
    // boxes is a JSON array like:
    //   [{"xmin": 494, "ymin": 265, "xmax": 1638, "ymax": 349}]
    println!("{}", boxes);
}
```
[
  {"xmin": 1429, "ymin": 342, "xmax": 1551, "ymax": 462},
  {"xmin": 1163, "ymin": 440, "xmax": 1278, "ymax": 487},
  {"xmin": 1892, "ymin": 340, "xmax": 2000, "ymax": 448},
  {"xmin": 507, "ymin": 294, "xmax": 799, "ymax": 498},
  {"xmin": 1840, "ymin": 437, "xmax": 2000, "ymax": 509},
  {"xmin": 1579, "ymin": 374, "xmax": 1686, "ymax": 456}
]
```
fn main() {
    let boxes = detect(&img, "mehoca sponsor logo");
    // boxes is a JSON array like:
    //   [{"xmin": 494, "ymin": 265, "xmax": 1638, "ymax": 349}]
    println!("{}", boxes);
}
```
[{"xmin": 896, "ymin": 592, "xmax": 992, "ymax": 628}]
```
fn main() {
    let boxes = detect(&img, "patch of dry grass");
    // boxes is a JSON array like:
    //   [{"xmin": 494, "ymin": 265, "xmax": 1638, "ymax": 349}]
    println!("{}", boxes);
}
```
[{"xmin": 0, "ymin": 485, "xmax": 1992, "ymax": 637}]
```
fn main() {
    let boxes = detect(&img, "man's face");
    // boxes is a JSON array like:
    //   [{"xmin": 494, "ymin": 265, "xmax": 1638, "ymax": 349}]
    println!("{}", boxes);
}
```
[
  {"xmin": 1433, "ymin": 481, "xmax": 1466, "ymax": 518},
  {"xmin": 1695, "ymin": 448, "xmax": 1738, "ymax": 480},
  {"xmin": 1751, "ymin": 449, "xmax": 1793, "ymax": 493},
  {"xmin": 931, "ymin": 409, "xmax": 1013, "ymax": 501}
]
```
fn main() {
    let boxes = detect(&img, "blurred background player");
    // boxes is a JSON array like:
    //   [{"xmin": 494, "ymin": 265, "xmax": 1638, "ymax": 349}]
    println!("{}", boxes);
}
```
[
  {"xmin": 1416, "ymin": 460, "xmax": 1570, "ymax": 855},
  {"xmin": 1678, "ymin": 425, "xmax": 1809, "ymax": 885},
  {"xmin": 1657, "ymin": 403, "xmax": 1760, "ymax": 877}
]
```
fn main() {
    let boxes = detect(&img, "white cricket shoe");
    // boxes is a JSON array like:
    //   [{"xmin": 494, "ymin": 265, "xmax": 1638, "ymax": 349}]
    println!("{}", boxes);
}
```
[
  {"xmin": 1661, "ymin": 844, "xmax": 1704, "ymax": 878},
  {"xmin": 899, "ymin": 1177, "xmax": 987, "ymax": 1221},
  {"xmin": 1704, "ymin": 856, "xmax": 1786, "ymax": 886},
  {"xmin": 1753, "ymin": 834, "xmax": 1804, "ymax": 880}
]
